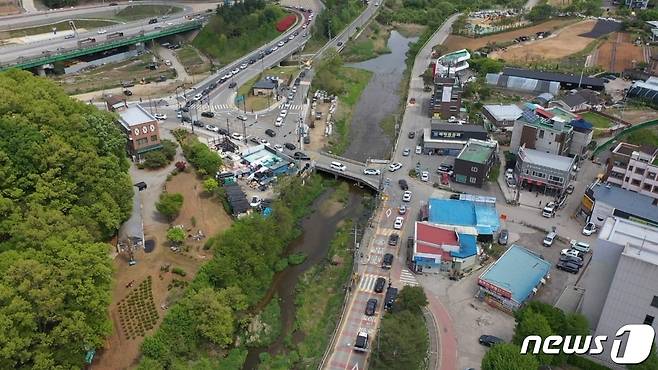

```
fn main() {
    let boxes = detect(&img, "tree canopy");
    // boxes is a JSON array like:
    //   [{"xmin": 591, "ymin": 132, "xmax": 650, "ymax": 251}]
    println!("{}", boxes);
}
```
[
  {"xmin": 0, "ymin": 70, "xmax": 133, "ymax": 369},
  {"xmin": 156, "ymin": 193, "xmax": 184, "ymax": 221},
  {"xmin": 482, "ymin": 343, "xmax": 539, "ymax": 370}
]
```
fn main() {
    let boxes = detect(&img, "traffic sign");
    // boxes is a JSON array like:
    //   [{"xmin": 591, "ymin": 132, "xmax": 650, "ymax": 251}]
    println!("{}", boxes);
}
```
[{"xmin": 236, "ymin": 95, "xmax": 245, "ymax": 103}]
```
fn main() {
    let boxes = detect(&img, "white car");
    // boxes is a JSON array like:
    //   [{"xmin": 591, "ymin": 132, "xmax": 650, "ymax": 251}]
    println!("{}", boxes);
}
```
[
  {"xmin": 194, "ymin": 93, "xmax": 203, "ymax": 101},
  {"xmin": 402, "ymin": 191, "xmax": 412, "ymax": 202},
  {"xmin": 176, "ymin": 111, "xmax": 182, "ymax": 118},
  {"xmin": 275, "ymin": 116, "xmax": 284, "ymax": 126},
  {"xmin": 288, "ymin": 34, "xmax": 295, "ymax": 40},
  {"xmin": 272, "ymin": 46, "xmax": 278, "ymax": 51},
  {"xmin": 231, "ymin": 133, "xmax": 244, "ymax": 141},
  {"xmin": 415, "ymin": 146, "xmax": 422, "ymax": 154},
  {"xmin": 302, "ymin": 24, "xmax": 307, "ymax": 29},
  {"xmin": 561, "ymin": 249, "xmax": 581, "ymax": 258},
  {"xmin": 97, "ymin": 29, "xmax": 107, "ymax": 34},
  {"xmin": 249, "ymin": 196, "xmax": 262, "ymax": 208},
  {"xmin": 279, "ymin": 109, "xmax": 288, "ymax": 117},
  {"xmin": 283, "ymin": 102, "xmax": 291, "ymax": 109},
  {"xmin": 164, "ymin": 60, "xmax": 172, "ymax": 66},
  {"xmin": 277, "ymin": 41, "xmax": 285, "ymax": 47},
  {"xmin": 570, "ymin": 240, "xmax": 591, "ymax": 253},
  {"xmin": 403, "ymin": 148, "xmax": 410, "ymax": 156},
  {"xmin": 240, "ymin": 63, "xmax": 248, "ymax": 70},
  {"xmin": 421, "ymin": 171, "xmax": 429, "ymax": 182},
  {"xmin": 154, "ymin": 113, "xmax": 167, "ymax": 120},
  {"xmin": 274, "ymin": 144, "xmax": 284, "ymax": 152},
  {"xmin": 363, "ymin": 168, "xmax": 380, "ymax": 176},
  {"xmin": 388, "ymin": 162, "xmax": 402, "ymax": 172},
  {"xmin": 205, "ymin": 124, "xmax": 219, "ymax": 132},
  {"xmin": 582, "ymin": 222, "xmax": 597, "ymax": 236},
  {"xmin": 259, "ymin": 138, "xmax": 270, "ymax": 146},
  {"xmin": 393, "ymin": 216, "xmax": 404, "ymax": 230},
  {"xmin": 231, "ymin": 68, "xmax": 240, "ymax": 74}
]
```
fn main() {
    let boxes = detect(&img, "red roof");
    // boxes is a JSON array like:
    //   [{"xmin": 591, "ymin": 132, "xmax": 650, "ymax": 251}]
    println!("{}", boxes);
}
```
[
  {"xmin": 416, "ymin": 243, "xmax": 452, "ymax": 258},
  {"xmin": 535, "ymin": 107, "xmax": 554, "ymax": 119},
  {"xmin": 416, "ymin": 222, "xmax": 458, "ymax": 245}
]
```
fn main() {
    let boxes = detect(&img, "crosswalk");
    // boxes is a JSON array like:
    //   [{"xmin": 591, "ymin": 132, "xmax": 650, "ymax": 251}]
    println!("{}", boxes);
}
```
[
  {"xmin": 400, "ymin": 269, "xmax": 418, "ymax": 287},
  {"xmin": 211, "ymin": 104, "xmax": 231, "ymax": 111},
  {"xmin": 358, "ymin": 274, "xmax": 382, "ymax": 292}
]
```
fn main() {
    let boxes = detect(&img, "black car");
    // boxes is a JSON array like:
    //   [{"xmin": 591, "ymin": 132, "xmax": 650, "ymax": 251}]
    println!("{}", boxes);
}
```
[
  {"xmin": 293, "ymin": 151, "xmax": 310, "ymax": 160},
  {"xmin": 228, "ymin": 81, "xmax": 237, "ymax": 88},
  {"xmin": 192, "ymin": 120, "xmax": 204, "ymax": 128},
  {"xmin": 218, "ymin": 128, "xmax": 229, "ymax": 136},
  {"xmin": 181, "ymin": 116, "xmax": 192, "ymax": 123},
  {"xmin": 337, "ymin": 41, "xmax": 343, "ymax": 46},
  {"xmin": 248, "ymin": 58, "xmax": 256, "ymax": 64},
  {"xmin": 381, "ymin": 253, "xmax": 393, "ymax": 269},
  {"xmin": 265, "ymin": 129, "xmax": 276, "ymax": 137},
  {"xmin": 556, "ymin": 261, "xmax": 580, "ymax": 274},
  {"xmin": 284, "ymin": 143, "xmax": 296, "ymax": 150},
  {"xmin": 374, "ymin": 277, "xmax": 386, "ymax": 293},
  {"xmin": 449, "ymin": 193, "xmax": 461, "ymax": 200},
  {"xmin": 294, "ymin": 77, "xmax": 301, "ymax": 86},
  {"xmin": 209, "ymin": 82, "xmax": 217, "ymax": 89},
  {"xmin": 123, "ymin": 89, "xmax": 133, "ymax": 96},
  {"xmin": 398, "ymin": 179, "xmax": 409, "ymax": 191},
  {"xmin": 250, "ymin": 137, "xmax": 261, "ymax": 144},
  {"xmin": 201, "ymin": 111, "xmax": 215, "ymax": 118},
  {"xmin": 388, "ymin": 234, "xmax": 399, "ymax": 246},
  {"xmin": 559, "ymin": 255, "xmax": 583, "ymax": 267},
  {"xmin": 479, "ymin": 335, "xmax": 504, "ymax": 347},
  {"xmin": 300, "ymin": 71, "xmax": 306, "ymax": 78},
  {"xmin": 365, "ymin": 298, "xmax": 378, "ymax": 316},
  {"xmin": 408, "ymin": 131, "xmax": 415, "ymax": 139},
  {"xmin": 498, "ymin": 229, "xmax": 509, "ymax": 245}
]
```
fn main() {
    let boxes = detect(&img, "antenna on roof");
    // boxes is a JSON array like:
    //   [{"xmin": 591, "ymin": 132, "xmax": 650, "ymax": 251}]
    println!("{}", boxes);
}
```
[{"xmin": 637, "ymin": 234, "xmax": 648, "ymax": 255}]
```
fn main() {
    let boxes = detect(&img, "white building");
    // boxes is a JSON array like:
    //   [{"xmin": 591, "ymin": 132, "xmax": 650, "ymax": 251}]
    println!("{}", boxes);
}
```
[
  {"xmin": 606, "ymin": 142, "xmax": 658, "ymax": 201},
  {"xmin": 435, "ymin": 49, "xmax": 470, "ymax": 77}
]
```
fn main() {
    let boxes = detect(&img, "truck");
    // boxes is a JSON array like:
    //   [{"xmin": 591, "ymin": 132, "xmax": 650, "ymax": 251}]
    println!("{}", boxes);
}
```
[
  {"xmin": 354, "ymin": 331, "xmax": 368, "ymax": 352},
  {"xmin": 384, "ymin": 286, "xmax": 398, "ymax": 311},
  {"xmin": 106, "ymin": 31, "xmax": 124, "ymax": 40},
  {"xmin": 77, "ymin": 37, "xmax": 96, "ymax": 46}
]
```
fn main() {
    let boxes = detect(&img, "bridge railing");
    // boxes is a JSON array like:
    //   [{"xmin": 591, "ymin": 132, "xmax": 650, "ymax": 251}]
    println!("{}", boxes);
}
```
[{"xmin": 319, "ymin": 151, "xmax": 367, "ymax": 167}]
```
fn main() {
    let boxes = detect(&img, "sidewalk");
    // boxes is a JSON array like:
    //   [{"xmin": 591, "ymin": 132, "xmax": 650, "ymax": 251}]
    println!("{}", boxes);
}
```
[{"xmin": 426, "ymin": 293, "xmax": 457, "ymax": 370}]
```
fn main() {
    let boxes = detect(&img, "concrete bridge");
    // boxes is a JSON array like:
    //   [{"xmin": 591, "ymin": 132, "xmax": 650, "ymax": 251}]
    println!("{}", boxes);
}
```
[{"xmin": 311, "ymin": 152, "xmax": 383, "ymax": 192}]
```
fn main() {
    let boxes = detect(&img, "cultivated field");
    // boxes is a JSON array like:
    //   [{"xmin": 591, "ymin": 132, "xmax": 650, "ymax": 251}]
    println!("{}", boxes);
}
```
[
  {"xmin": 594, "ymin": 32, "xmax": 647, "ymax": 73},
  {"xmin": 489, "ymin": 20, "xmax": 598, "ymax": 63},
  {"xmin": 442, "ymin": 19, "xmax": 576, "ymax": 53}
]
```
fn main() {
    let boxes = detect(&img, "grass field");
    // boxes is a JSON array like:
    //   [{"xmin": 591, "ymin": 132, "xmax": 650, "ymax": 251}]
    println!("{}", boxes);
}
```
[
  {"xmin": 176, "ymin": 45, "xmax": 209, "ymax": 75},
  {"xmin": 114, "ymin": 4, "xmax": 182, "ymax": 22},
  {"xmin": 237, "ymin": 66, "xmax": 300, "ymax": 111},
  {"xmin": 343, "ymin": 21, "xmax": 391, "ymax": 62},
  {"xmin": 3, "ymin": 19, "xmax": 117, "ymax": 39},
  {"xmin": 580, "ymin": 111, "xmax": 612, "ymax": 128}
]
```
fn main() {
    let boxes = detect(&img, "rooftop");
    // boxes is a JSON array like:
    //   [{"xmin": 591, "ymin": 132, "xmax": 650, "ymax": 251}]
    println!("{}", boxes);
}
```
[
  {"xmin": 479, "ymin": 244, "xmax": 551, "ymax": 303},
  {"xmin": 457, "ymin": 139, "xmax": 496, "ymax": 164},
  {"xmin": 253, "ymin": 79, "xmax": 277, "ymax": 89},
  {"xmin": 118, "ymin": 104, "xmax": 156, "ymax": 129},
  {"xmin": 437, "ymin": 49, "xmax": 470, "ymax": 63},
  {"xmin": 502, "ymin": 67, "xmax": 605, "ymax": 88},
  {"xmin": 428, "ymin": 198, "xmax": 500, "ymax": 235},
  {"xmin": 242, "ymin": 145, "xmax": 292, "ymax": 171},
  {"xmin": 483, "ymin": 104, "xmax": 523, "ymax": 122},
  {"xmin": 414, "ymin": 222, "xmax": 478, "ymax": 259},
  {"xmin": 599, "ymin": 217, "xmax": 658, "ymax": 266},
  {"xmin": 518, "ymin": 146, "xmax": 575, "ymax": 172},
  {"xmin": 589, "ymin": 182, "xmax": 658, "ymax": 224},
  {"xmin": 452, "ymin": 233, "xmax": 477, "ymax": 259},
  {"xmin": 430, "ymin": 121, "xmax": 488, "ymax": 133}
]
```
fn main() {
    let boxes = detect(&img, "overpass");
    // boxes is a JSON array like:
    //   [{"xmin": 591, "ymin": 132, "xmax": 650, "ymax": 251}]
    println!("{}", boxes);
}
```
[
  {"xmin": 0, "ymin": 21, "xmax": 202, "ymax": 71},
  {"xmin": 311, "ymin": 152, "xmax": 382, "ymax": 191}
]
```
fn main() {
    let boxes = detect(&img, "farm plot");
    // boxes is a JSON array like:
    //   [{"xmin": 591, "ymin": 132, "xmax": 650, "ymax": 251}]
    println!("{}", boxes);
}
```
[{"xmin": 594, "ymin": 33, "xmax": 647, "ymax": 73}]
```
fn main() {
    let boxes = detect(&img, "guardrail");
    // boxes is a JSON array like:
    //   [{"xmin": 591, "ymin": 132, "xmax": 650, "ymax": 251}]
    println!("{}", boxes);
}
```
[{"xmin": 0, "ymin": 21, "xmax": 202, "ymax": 71}]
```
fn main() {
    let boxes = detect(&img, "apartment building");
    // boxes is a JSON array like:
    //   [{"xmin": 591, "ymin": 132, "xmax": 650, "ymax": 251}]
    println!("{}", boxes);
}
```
[
  {"xmin": 606, "ymin": 142, "xmax": 658, "ymax": 201},
  {"xmin": 514, "ymin": 145, "xmax": 574, "ymax": 193},
  {"xmin": 430, "ymin": 77, "xmax": 462, "ymax": 120}
]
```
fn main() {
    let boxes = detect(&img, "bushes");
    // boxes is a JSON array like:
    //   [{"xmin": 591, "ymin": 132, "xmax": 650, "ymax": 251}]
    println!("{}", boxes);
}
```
[
  {"xmin": 276, "ymin": 14, "xmax": 296, "ymax": 32},
  {"xmin": 172, "ymin": 267, "xmax": 187, "ymax": 276},
  {"xmin": 156, "ymin": 193, "xmax": 184, "ymax": 220},
  {"xmin": 172, "ymin": 129, "xmax": 221, "ymax": 176},
  {"xmin": 288, "ymin": 252, "xmax": 306, "ymax": 265}
]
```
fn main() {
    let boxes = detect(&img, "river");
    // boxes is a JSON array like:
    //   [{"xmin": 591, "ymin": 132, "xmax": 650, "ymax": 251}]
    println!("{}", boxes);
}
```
[
  {"xmin": 242, "ymin": 184, "xmax": 372, "ymax": 369},
  {"xmin": 343, "ymin": 30, "xmax": 419, "ymax": 162}
]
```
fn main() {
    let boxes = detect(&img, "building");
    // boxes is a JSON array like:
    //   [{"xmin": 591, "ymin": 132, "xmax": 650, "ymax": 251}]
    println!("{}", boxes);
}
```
[
  {"xmin": 411, "ymin": 222, "xmax": 478, "ymax": 273},
  {"xmin": 533, "ymin": 92, "xmax": 555, "ymax": 107},
  {"xmin": 501, "ymin": 67, "xmax": 605, "ymax": 91},
  {"xmin": 551, "ymin": 89, "xmax": 603, "ymax": 112},
  {"xmin": 626, "ymin": 0, "xmax": 649, "ymax": 8},
  {"xmin": 252, "ymin": 79, "xmax": 278, "ymax": 96},
  {"xmin": 105, "ymin": 94, "xmax": 127, "ymax": 112},
  {"xmin": 453, "ymin": 139, "xmax": 498, "ymax": 187},
  {"xmin": 515, "ymin": 146, "xmax": 575, "ymax": 193},
  {"xmin": 434, "ymin": 49, "xmax": 471, "ymax": 77},
  {"xmin": 482, "ymin": 104, "xmax": 523, "ymax": 128},
  {"xmin": 580, "ymin": 217, "xmax": 658, "ymax": 367},
  {"xmin": 430, "ymin": 77, "xmax": 462, "ymax": 119},
  {"xmin": 486, "ymin": 73, "xmax": 560, "ymax": 95},
  {"xmin": 605, "ymin": 142, "xmax": 658, "ymax": 201},
  {"xmin": 117, "ymin": 104, "xmax": 162, "ymax": 159},
  {"xmin": 426, "ymin": 196, "xmax": 500, "ymax": 239},
  {"xmin": 477, "ymin": 244, "xmax": 551, "ymax": 312},
  {"xmin": 422, "ymin": 119, "xmax": 488, "ymax": 155},
  {"xmin": 628, "ymin": 76, "xmax": 658, "ymax": 105},
  {"xmin": 579, "ymin": 181, "xmax": 658, "ymax": 227},
  {"xmin": 241, "ymin": 144, "xmax": 296, "ymax": 177}
]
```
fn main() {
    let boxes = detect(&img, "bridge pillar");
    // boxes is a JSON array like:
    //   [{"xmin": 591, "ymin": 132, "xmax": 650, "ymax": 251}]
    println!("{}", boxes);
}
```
[{"xmin": 36, "ymin": 65, "xmax": 47, "ymax": 76}]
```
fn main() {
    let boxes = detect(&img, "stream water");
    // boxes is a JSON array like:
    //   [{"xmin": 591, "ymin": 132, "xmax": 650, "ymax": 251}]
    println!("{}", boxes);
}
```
[{"xmin": 242, "ymin": 185, "xmax": 371, "ymax": 369}]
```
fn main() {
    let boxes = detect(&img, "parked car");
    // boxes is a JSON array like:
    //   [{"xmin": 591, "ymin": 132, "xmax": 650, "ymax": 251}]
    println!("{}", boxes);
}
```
[
  {"xmin": 154, "ymin": 113, "xmax": 167, "ymax": 120},
  {"xmin": 570, "ymin": 240, "xmax": 591, "ymax": 254},
  {"xmin": 543, "ymin": 231, "xmax": 557, "ymax": 247},
  {"xmin": 582, "ymin": 222, "xmax": 597, "ymax": 236},
  {"xmin": 498, "ymin": 229, "xmax": 509, "ymax": 245},
  {"xmin": 437, "ymin": 163, "xmax": 453, "ymax": 176},
  {"xmin": 408, "ymin": 131, "xmax": 415, "ymax": 139},
  {"xmin": 205, "ymin": 124, "xmax": 219, "ymax": 132},
  {"xmin": 402, "ymin": 191, "xmax": 412, "ymax": 202},
  {"xmin": 388, "ymin": 234, "xmax": 399, "ymax": 246},
  {"xmin": 415, "ymin": 145, "xmax": 422, "ymax": 154},
  {"xmin": 365, "ymin": 298, "xmax": 378, "ymax": 316},
  {"xmin": 421, "ymin": 171, "xmax": 429, "ymax": 182},
  {"xmin": 542, "ymin": 202, "xmax": 556, "ymax": 217},
  {"xmin": 393, "ymin": 216, "xmax": 404, "ymax": 230},
  {"xmin": 556, "ymin": 261, "xmax": 580, "ymax": 274},
  {"xmin": 566, "ymin": 184, "xmax": 575, "ymax": 194},
  {"xmin": 284, "ymin": 143, "xmax": 296, "ymax": 150},
  {"xmin": 381, "ymin": 253, "xmax": 394, "ymax": 269},
  {"xmin": 398, "ymin": 179, "xmax": 409, "ymax": 191},
  {"xmin": 403, "ymin": 148, "xmax": 410, "ymax": 156},
  {"xmin": 293, "ymin": 151, "xmax": 310, "ymax": 160},
  {"xmin": 374, "ymin": 277, "xmax": 386, "ymax": 293},
  {"xmin": 265, "ymin": 129, "xmax": 276, "ymax": 137},
  {"xmin": 249, "ymin": 196, "xmax": 262, "ymax": 208},
  {"xmin": 354, "ymin": 331, "xmax": 369, "ymax": 351},
  {"xmin": 123, "ymin": 89, "xmax": 133, "ymax": 96},
  {"xmin": 561, "ymin": 249, "xmax": 582, "ymax": 259},
  {"xmin": 388, "ymin": 162, "xmax": 402, "ymax": 172},
  {"xmin": 398, "ymin": 205, "xmax": 407, "ymax": 215},
  {"xmin": 363, "ymin": 168, "xmax": 380, "ymax": 176},
  {"xmin": 201, "ymin": 111, "xmax": 215, "ymax": 118},
  {"xmin": 479, "ymin": 335, "xmax": 504, "ymax": 347},
  {"xmin": 228, "ymin": 81, "xmax": 237, "ymax": 88},
  {"xmin": 231, "ymin": 133, "xmax": 244, "ymax": 141},
  {"xmin": 559, "ymin": 255, "xmax": 583, "ymax": 267},
  {"xmin": 274, "ymin": 144, "xmax": 284, "ymax": 152}
]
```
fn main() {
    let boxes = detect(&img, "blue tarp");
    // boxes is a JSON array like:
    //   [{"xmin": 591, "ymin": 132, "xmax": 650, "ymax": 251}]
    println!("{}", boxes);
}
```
[{"xmin": 570, "ymin": 118, "xmax": 593, "ymax": 130}]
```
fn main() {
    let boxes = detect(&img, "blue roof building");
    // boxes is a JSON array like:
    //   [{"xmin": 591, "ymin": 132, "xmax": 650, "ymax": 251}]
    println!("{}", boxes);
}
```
[
  {"xmin": 478, "ymin": 244, "xmax": 551, "ymax": 311},
  {"xmin": 428, "ymin": 198, "xmax": 500, "ymax": 236}
]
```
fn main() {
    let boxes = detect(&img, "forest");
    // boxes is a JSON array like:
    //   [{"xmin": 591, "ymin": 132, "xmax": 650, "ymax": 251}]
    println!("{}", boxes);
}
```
[{"xmin": 0, "ymin": 70, "xmax": 133, "ymax": 369}]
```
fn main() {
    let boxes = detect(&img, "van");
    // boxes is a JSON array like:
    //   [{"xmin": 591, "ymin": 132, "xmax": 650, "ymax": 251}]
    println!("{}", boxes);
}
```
[
  {"xmin": 415, "ymin": 145, "xmax": 422, "ymax": 154},
  {"xmin": 543, "ymin": 231, "xmax": 556, "ymax": 247},
  {"xmin": 542, "ymin": 202, "xmax": 556, "ymax": 217},
  {"xmin": 570, "ymin": 240, "xmax": 591, "ymax": 253},
  {"xmin": 330, "ymin": 161, "xmax": 346, "ymax": 172}
]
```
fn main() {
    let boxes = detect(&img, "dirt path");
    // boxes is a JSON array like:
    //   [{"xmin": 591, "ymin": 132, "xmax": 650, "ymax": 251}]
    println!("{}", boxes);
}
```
[
  {"xmin": 157, "ymin": 45, "xmax": 191, "ymax": 82},
  {"xmin": 595, "ymin": 32, "xmax": 646, "ymax": 73}
]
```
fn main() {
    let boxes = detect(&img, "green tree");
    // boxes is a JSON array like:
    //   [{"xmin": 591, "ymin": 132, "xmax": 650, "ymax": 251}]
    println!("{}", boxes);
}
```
[
  {"xmin": 161, "ymin": 139, "xmax": 177, "ymax": 160},
  {"xmin": 396, "ymin": 286, "xmax": 428, "ymax": 313},
  {"xmin": 143, "ymin": 150, "xmax": 168, "ymax": 168},
  {"xmin": 527, "ymin": 4, "xmax": 555, "ymax": 22},
  {"xmin": 203, "ymin": 178, "xmax": 219, "ymax": 194},
  {"xmin": 482, "ymin": 343, "xmax": 539, "ymax": 370},
  {"xmin": 166, "ymin": 227, "xmax": 186, "ymax": 246},
  {"xmin": 422, "ymin": 67, "xmax": 434, "ymax": 87},
  {"xmin": 190, "ymin": 288, "xmax": 237, "ymax": 347},
  {"xmin": 513, "ymin": 308, "xmax": 555, "ymax": 365},
  {"xmin": 156, "ymin": 193, "xmax": 184, "ymax": 221},
  {"xmin": 370, "ymin": 310, "xmax": 428, "ymax": 370}
]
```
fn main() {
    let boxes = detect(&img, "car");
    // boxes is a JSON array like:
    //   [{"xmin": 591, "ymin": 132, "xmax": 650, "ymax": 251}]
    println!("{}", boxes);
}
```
[
  {"xmin": 561, "ymin": 249, "xmax": 582, "ymax": 259},
  {"xmin": 498, "ymin": 229, "xmax": 509, "ymax": 245},
  {"xmin": 288, "ymin": 92, "xmax": 294, "ymax": 100},
  {"xmin": 277, "ymin": 41, "xmax": 285, "ymax": 47},
  {"xmin": 543, "ymin": 231, "xmax": 557, "ymax": 247},
  {"xmin": 237, "ymin": 115, "xmax": 247, "ymax": 121},
  {"xmin": 381, "ymin": 253, "xmax": 394, "ymax": 269},
  {"xmin": 231, "ymin": 133, "xmax": 244, "ymax": 141},
  {"xmin": 259, "ymin": 138, "xmax": 269, "ymax": 146},
  {"xmin": 421, "ymin": 171, "xmax": 429, "ymax": 182},
  {"xmin": 337, "ymin": 41, "xmax": 343, "ymax": 47},
  {"xmin": 566, "ymin": 184, "xmax": 575, "ymax": 194},
  {"xmin": 288, "ymin": 35, "xmax": 295, "ymax": 41},
  {"xmin": 365, "ymin": 298, "xmax": 378, "ymax": 316},
  {"xmin": 293, "ymin": 151, "xmax": 310, "ymax": 160},
  {"xmin": 354, "ymin": 331, "xmax": 369, "ymax": 351},
  {"xmin": 398, "ymin": 179, "xmax": 409, "ymax": 191},
  {"xmin": 408, "ymin": 131, "xmax": 415, "ymax": 139},
  {"xmin": 240, "ymin": 63, "xmax": 248, "ymax": 70},
  {"xmin": 274, "ymin": 144, "xmax": 284, "ymax": 152},
  {"xmin": 388, "ymin": 234, "xmax": 399, "ymax": 246},
  {"xmin": 123, "ymin": 89, "xmax": 133, "ymax": 96},
  {"xmin": 363, "ymin": 168, "xmax": 380, "ymax": 176},
  {"xmin": 205, "ymin": 124, "xmax": 219, "ymax": 132},
  {"xmin": 192, "ymin": 120, "xmax": 204, "ymax": 127},
  {"xmin": 415, "ymin": 145, "xmax": 422, "ymax": 154},
  {"xmin": 570, "ymin": 240, "xmax": 591, "ymax": 253},
  {"xmin": 164, "ymin": 59, "xmax": 172, "ymax": 67},
  {"xmin": 542, "ymin": 202, "xmax": 556, "ymax": 217},
  {"xmin": 283, "ymin": 102, "xmax": 291, "ymax": 109},
  {"xmin": 194, "ymin": 93, "xmax": 203, "ymax": 101},
  {"xmin": 398, "ymin": 205, "xmax": 407, "ymax": 215},
  {"xmin": 582, "ymin": 222, "xmax": 597, "ymax": 236},
  {"xmin": 556, "ymin": 261, "xmax": 580, "ymax": 274},
  {"xmin": 559, "ymin": 255, "xmax": 583, "ymax": 267},
  {"xmin": 250, "ymin": 137, "xmax": 261, "ymax": 144},
  {"xmin": 441, "ymin": 172, "xmax": 450, "ymax": 185},
  {"xmin": 479, "ymin": 335, "xmax": 504, "ymax": 347},
  {"xmin": 284, "ymin": 143, "xmax": 296, "ymax": 150},
  {"xmin": 228, "ymin": 82, "xmax": 237, "ymax": 89},
  {"xmin": 403, "ymin": 148, "xmax": 410, "ymax": 156},
  {"xmin": 279, "ymin": 109, "xmax": 288, "ymax": 117},
  {"xmin": 291, "ymin": 86, "xmax": 297, "ymax": 94},
  {"xmin": 271, "ymin": 46, "xmax": 278, "ymax": 52},
  {"xmin": 231, "ymin": 68, "xmax": 240, "ymax": 74},
  {"xmin": 201, "ymin": 111, "xmax": 215, "ymax": 118},
  {"xmin": 375, "ymin": 1, "xmax": 379, "ymax": 5},
  {"xmin": 265, "ymin": 129, "xmax": 276, "ymax": 137},
  {"xmin": 154, "ymin": 113, "xmax": 167, "ymax": 120},
  {"xmin": 506, "ymin": 176, "xmax": 517, "ymax": 189},
  {"xmin": 437, "ymin": 163, "xmax": 453, "ymax": 176},
  {"xmin": 374, "ymin": 277, "xmax": 386, "ymax": 293},
  {"xmin": 402, "ymin": 191, "xmax": 412, "ymax": 202},
  {"xmin": 97, "ymin": 29, "xmax": 107, "ymax": 34},
  {"xmin": 64, "ymin": 33, "xmax": 75, "ymax": 39},
  {"xmin": 176, "ymin": 111, "xmax": 182, "ymax": 119},
  {"xmin": 394, "ymin": 216, "xmax": 404, "ymax": 230},
  {"xmin": 275, "ymin": 117, "xmax": 284, "ymax": 126},
  {"xmin": 388, "ymin": 162, "xmax": 402, "ymax": 172},
  {"xmin": 249, "ymin": 196, "xmax": 262, "ymax": 208}
]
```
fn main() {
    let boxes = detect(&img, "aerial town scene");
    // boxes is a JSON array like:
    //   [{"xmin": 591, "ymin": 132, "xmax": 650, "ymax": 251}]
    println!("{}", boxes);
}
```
[{"xmin": 2, "ymin": 0, "xmax": 658, "ymax": 369}]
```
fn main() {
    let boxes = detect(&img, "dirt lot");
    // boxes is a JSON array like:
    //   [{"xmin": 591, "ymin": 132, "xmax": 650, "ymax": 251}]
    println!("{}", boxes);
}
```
[
  {"xmin": 305, "ymin": 100, "xmax": 331, "ymax": 152},
  {"xmin": 0, "ymin": 2, "xmax": 20, "ymax": 15},
  {"xmin": 489, "ymin": 20, "xmax": 598, "ymax": 63},
  {"xmin": 94, "ymin": 170, "xmax": 232, "ymax": 370},
  {"xmin": 594, "ymin": 32, "xmax": 647, "ymax": 73},
  {"xmin": 605, "ymin": 108, "xmax": 658, "ymax": 124},
  {"xmin": 442, "ymin": 19, "xmax": 576, "ymax": 53}
]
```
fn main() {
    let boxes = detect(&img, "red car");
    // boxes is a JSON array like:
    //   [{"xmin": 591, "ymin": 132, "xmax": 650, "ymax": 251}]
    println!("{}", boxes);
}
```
[{"xmin": 441, "ymin": 173, "xmax": 449, "ymax": 185}]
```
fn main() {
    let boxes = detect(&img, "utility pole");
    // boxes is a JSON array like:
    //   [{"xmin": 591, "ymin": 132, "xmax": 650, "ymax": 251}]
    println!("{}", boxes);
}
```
[
  {"xmin": 226, "ymin": 117, "xmax": 230, "ymax": 133},
  {"xmin": 242, "ymin": 120, "xmax": 247, "ymax": 144}
]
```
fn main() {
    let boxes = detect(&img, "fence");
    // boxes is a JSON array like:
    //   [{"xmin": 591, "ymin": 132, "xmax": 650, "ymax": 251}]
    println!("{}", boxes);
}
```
[{"xmin": 592, "ymin": 118, "xmax": 658, "ymax": 157}]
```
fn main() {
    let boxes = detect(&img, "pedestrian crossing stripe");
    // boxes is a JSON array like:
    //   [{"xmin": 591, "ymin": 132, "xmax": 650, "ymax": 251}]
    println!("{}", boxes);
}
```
[
  {"xmin": 212, "ymin": 104, "xmax": 230, "ymax": 111},
  {"xmin": 400, "ymin": 269, "xmax": 418, "ymax": 287},
  {"xmin": 358, "ymin": 274, "xmax": 381, "ymax": 292}
]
